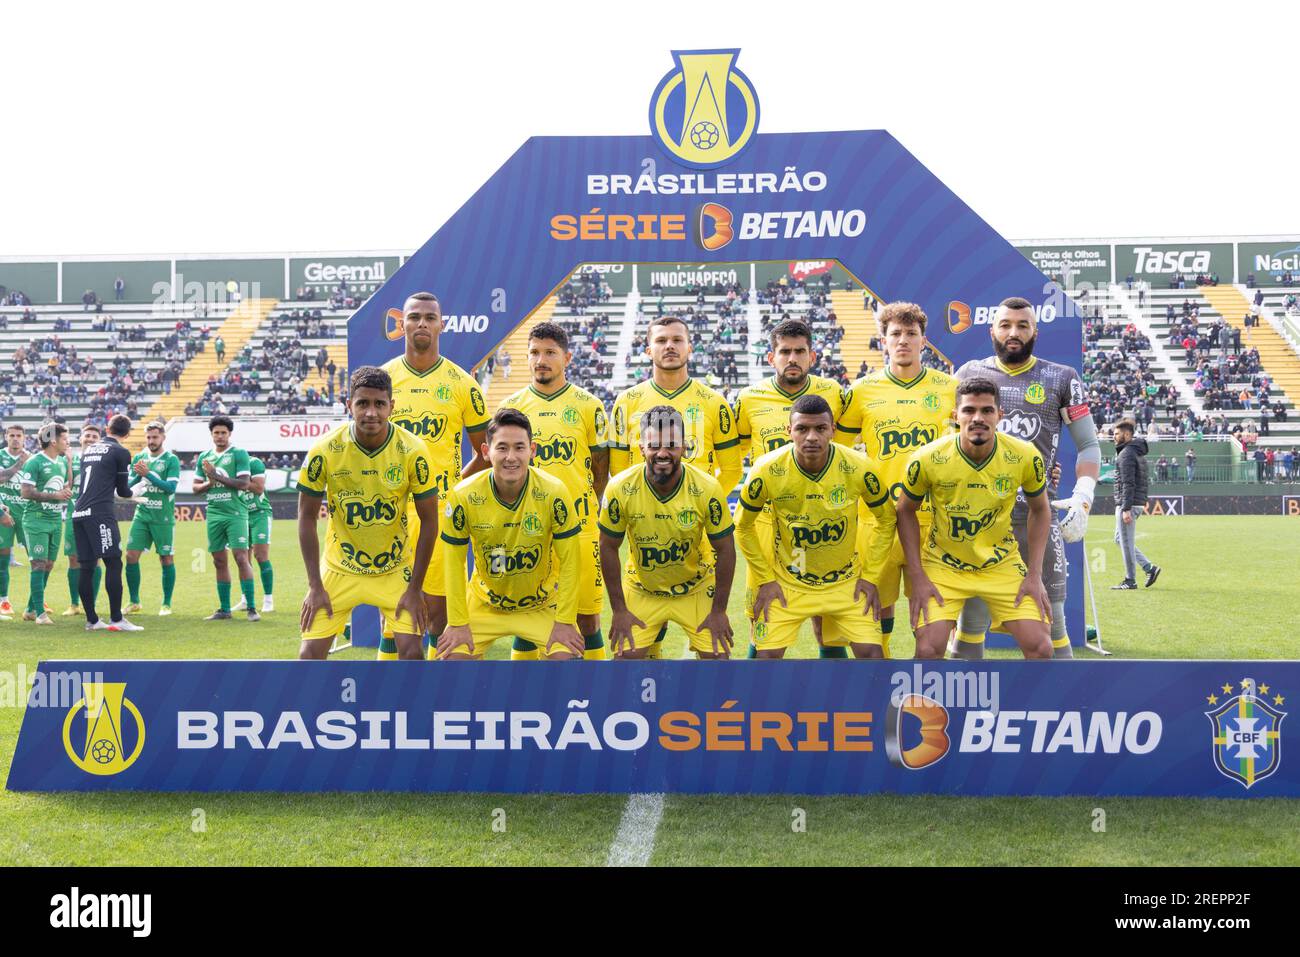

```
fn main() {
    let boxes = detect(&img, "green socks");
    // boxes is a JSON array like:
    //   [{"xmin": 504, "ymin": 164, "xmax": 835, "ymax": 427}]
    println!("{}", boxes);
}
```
[
  {"xmin": 29, "ymin": 569, "xmax": 46, "ymax": 614},
  {"xmin": 67, "ymin": 567, "xmax": 80, "ymax": 605},
  {"xmin": 162, "ymin": 564, "xmax": 176, "ymax": 605},
  {"xmin": 217, "ymin": 580, "xmax": 232, "ymax": 612},
  {"xmin": 240, "ymin": 577, "xmax": 256, "ymax": 609},
  {"xmin": 126, "ymin": 562, "xmax": 142, "ymax": 604},
  {"xmin": 258, "ymin": 560, "xmax": 273, "ymax": 596}
]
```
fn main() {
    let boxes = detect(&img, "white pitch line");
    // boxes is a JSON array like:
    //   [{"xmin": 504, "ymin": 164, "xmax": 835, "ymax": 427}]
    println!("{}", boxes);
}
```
[{"xmin": 606, "ymin": 792, "xmax": 665, "ymax": 867}]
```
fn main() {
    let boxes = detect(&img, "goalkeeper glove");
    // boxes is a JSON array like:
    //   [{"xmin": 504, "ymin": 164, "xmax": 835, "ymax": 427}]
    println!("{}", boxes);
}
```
[{"xmin": 1050, "ymin": 475, "xmax": 1096, "ymax": 543}]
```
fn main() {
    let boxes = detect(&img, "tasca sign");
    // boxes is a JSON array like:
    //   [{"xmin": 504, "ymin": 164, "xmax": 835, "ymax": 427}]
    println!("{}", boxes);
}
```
[
  {"xmin": 165, "ymin": 416, "xmax": 347, "ymax": 453},
  {"xmin": 1116, "ymin": 243, "xmax": 1233, "ymax": 281}
]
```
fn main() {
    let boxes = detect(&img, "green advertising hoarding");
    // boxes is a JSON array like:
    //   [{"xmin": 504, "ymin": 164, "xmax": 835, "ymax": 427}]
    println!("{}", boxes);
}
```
[
  {"xmin": 638, "ymin": 261, "xmax": 747, "ymax": 295},
  {"xmin": 0, "ymin": 262, "xmax": 57, "ymax": 304},
  {"xmin": 568, "ymin": 263, "xmax": 634, "ymax": 296},
  {"xmin": 289, "ymin": 256, "xmax": 400, "ymax": 299},
  {"xmin": 1016, "ymin": 244, "xmax": 1112, "ymax": 287},
  {"xmin": 1237, "ymin": 240, "xmax": 1300, "ymax": 285},
  {"xmin": 63, "ymin": 260, "xmax": 169, "ymax": 304},
  {"xmin": 171, "ymin": 258, "xmax": 285, "ymax": 303},
  {"xmin": 1115, "ymin": 242, "xmax": 1234, "ymax": 285}
]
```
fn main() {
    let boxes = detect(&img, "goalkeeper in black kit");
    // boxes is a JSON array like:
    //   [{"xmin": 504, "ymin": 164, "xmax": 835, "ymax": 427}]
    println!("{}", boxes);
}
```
[{"xmin": 71, "ymin": 414, "xmax": 141, "ymax": 632}]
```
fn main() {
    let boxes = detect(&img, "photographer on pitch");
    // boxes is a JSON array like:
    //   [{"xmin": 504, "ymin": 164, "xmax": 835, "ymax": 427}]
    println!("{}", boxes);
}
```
[{"xmin": 1111, "ymin": 420, "xmax": 1160, "ymax": 591}]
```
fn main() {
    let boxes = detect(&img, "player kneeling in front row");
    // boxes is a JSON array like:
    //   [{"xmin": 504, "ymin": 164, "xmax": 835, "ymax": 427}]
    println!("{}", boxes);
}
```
[
  {"xmin": 736, "ymin": 394, "xmax": 894, "ymax": 658},
  {"xmin": 896, "ymin": 377, "xmax": 1053, "ymax": 659},
  {"xmin": 438, "ymin": 408, "xmax": 583, "ymax": 660},
  {"xmin": 297, "ymin": 367, "xmax": 437, "ymax": 660},
  {"xmin": 600, "ymin": 406, "xmax": 736, "ymax": 659}
]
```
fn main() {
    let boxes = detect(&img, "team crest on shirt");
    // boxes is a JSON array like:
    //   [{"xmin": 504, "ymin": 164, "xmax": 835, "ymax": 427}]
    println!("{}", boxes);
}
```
[
  {"xmin": 1024, "ymin": 383, "xmax": 1046, "ymax": 404},
  {"xmin": 563, "ymin": 406, "xmax": 579, "ymax": 425},
  {"xmin": 436, "ymin": 384, "xmax": 453, "ymax": 402},
  {"xmin": 923, "ymin": 392, "xmax": 941, "ymax": 412},
  {"xmin": 522, "ymin": 512, "xmax": 543, "ymax": 536},
  {"xmin": 829, "ymin": 485, "xmax": 847, "ymax": 506},
  {"xmin": 383, "ymin": 464, "xmax": 404, "ymax": 488},
  {"xmin": 676, "ymin": 508, "xmax": 698, "ymax": 530},
  {"xmin": 993, "ymin": 475, "xmax": 1014, "ymax": 497},
  {"xmin": 684, "ymin": 405, "xmax": 701, "ymax": 424}
]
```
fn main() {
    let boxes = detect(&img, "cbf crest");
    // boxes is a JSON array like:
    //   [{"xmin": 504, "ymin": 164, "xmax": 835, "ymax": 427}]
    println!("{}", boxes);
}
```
[
  {"xmin": 1205, "ymin": 678, "xmax": 1286, "ymax": 789},
  {"xmin": 649, "ymin": 49, "xmax": 759, "ymax": 169}
]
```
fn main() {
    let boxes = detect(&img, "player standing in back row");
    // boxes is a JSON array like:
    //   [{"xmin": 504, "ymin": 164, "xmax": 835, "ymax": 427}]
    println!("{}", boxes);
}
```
[
  {"xmin": 382, "ymin": 291, "xmax": 490, "ymax": 659},
  {"xmin": 193, "ymin": 415, "xmax": 260, "ymax": 622},
  {"xmin": 496, "ymin": 322, "xmax": 610, "ymax": 660},
  {"xmin": 610, "ymin": 314, "xmax": 743, "ymax": 657},
  {"xmin": 837, "ymin": 302, "xmax": 957, "ymax": 658},
  {"xmin": 61, "ymin": 425, "xmax": 103, "ymax": 618},
  {"xmin": 19, "ymin": 423, "xmax": 72, "ymax": 626},
  {"xmin": 952, "ymin": 296, "xmax": 1101, "ymax": 659},
  {"xmin": 232, "ymin": 455, "xmax": 275, "ymax": 614},
  {"xmin": 734, "ymin": 318, "xmax": 848, "ymax": 657}
]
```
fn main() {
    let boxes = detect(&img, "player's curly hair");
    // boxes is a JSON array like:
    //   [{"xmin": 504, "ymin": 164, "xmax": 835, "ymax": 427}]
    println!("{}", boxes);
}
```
[
  {"xmin": 349, "ymin": 366, "xmax": 392, "ymax": 398},
  {"xmin": 878, "ymin": 301, "xmax": 928, "ymax": 336},
  {"xmin": 38, "ymin": 422, "xmax": 68, "ymax": 448},
  {"xmin": 207, "ymin": 415, "xmax": 235, "ymax": 433},
  {"xmin": 641, "ymin": 405, "xmax": 684, "ymax": 442},
  {"xmin": 488, "ymin": 408, "xmax": 532, "ymax": 442},
  {"xmin": 529, "ymin": 321, "xmax": 569, "ymax": 351},
  {"xmin": 769, "ymin": 319, "xmax": 813, "ymax": 350}
]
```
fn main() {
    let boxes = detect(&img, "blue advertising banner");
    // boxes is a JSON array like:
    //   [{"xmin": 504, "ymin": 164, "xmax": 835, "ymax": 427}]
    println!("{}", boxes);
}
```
[
  {"xmin": 342, "ymin": 50, "xmax": 1089, "ymax": 650},
  {"xmin": 8, "ymin": 660, "xmax": 1293, "ymax": 797}
]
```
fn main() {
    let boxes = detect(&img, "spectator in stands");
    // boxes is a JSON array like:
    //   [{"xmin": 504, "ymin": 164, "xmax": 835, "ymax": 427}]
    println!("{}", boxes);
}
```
[
  {"xmin": 1156, "ymin": 454, "xmax": 1169, "ymax": 483},
  {"xmin": 214, "ymin": 335, "xmax": 225, "ymax": 363},
  {"xmin": 1184, "ymin": 448, "xmax": 1196, "ymax": 482},
  {"xmin": 114, "ymin": 276, "xmax": 125, "ymax": 301}
]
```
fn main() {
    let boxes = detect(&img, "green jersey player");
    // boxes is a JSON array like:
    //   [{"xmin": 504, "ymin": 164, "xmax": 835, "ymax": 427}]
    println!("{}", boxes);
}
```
[
  {"xmin": 125, "ymin": 421, "xmax": 181, "ymax": 615},
  {"xmin": 232, "ymin": 455, "xmax": 275, "ymax": 614},
  {"xmin": 19, "ymin": 423, "xmax": 73, "ymax": 625},
  {"xmin": 0, "ymin": 424, "xmax": 31, "ymax": 618},
  {"xmin": 192, "ymin": 415, "xmax": 259, "ymax": 621}
]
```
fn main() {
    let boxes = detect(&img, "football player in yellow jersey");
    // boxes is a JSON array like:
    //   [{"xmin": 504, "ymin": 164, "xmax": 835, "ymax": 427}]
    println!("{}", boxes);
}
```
[
  {"xmin": 734, "ymin": 317, "xmax": 849, "ymax": 658},
  {"xmin": 380, "ymin": 291, "xmax": 490, "ymax": 659},
  {"xmin": 297, "ymin": 367, "xmax": 437, "ymax": 661},
  {"xmin": 599, "ymin": 406, "xmax": 736, "ymax": 659},
  {"xmin": 438, "ymin": 409, "xmax": 583, "ymax": 660},
  {"xmin": 735, "ymin": 394, "xmax": 895, "ymax": 658},
  {"xmin": 498, "ymin": 322, "xmax": 609, "ymax": 661},
  {"xmin": 609, "ymin": 314, "xmax": 743, "ymax": 657},
  {"xmin": 836, "ymin": 302, "xmax": 957, "ymax": 657},
  {"xmin": 896, "ymin": 377, "xmax": 1053, "ymax": 659}
]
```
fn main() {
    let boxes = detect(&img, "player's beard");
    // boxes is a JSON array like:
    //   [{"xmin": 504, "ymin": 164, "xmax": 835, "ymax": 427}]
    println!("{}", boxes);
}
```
[
  {"xmin": 993, "ymin": 332, "xmax": 1036, "ymax": 364},
  {"xmin": 649, "ymin": 457, "xmax": 679, "ymax": 485},
  {"xmin": 653, "ymin": 354, "xmax": 687, "ymax": 372},
  {"xmin": 779, "ymin": 366, "xmax": 808, "ymax": 390}
]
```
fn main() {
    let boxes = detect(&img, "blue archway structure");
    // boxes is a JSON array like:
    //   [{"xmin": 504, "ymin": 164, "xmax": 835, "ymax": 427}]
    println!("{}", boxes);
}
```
[{"xmin": 348, "ymin": 130, "xmax": 1086, "ymax": 649}]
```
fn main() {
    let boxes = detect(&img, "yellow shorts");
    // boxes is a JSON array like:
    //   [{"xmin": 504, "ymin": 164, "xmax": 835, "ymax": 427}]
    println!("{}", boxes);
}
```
[
  {"xmin": 398, "ymin": 502, "xmax": 446, "ymax": 597},
  {"xmin": 918, "ymin": 558, "xmax": 1046, "ymax": 629},
  {"xmin": 576, "ymin": 521, "xmax": 604, "ymax": 617},
  {"xmin": 754, "ymin": 577, "xmax": 875, "ymax": 651},
  {"xmin": 303, "ymin": 566, "xmax": 417, "ymax": 641},
  {"xmin": 743, "ymin": 511, "xmax": 776, "ymax": 619},
  {"xmin": 457, "ymin": 594, "xmax": 565, "ymax": 659},
  {"xmin": 624, "ymin": 581, "xmax": 722, "ymax": 654}
]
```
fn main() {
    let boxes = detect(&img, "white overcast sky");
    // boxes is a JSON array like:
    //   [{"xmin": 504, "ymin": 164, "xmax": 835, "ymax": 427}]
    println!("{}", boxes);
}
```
[{"xmin": 5, "ymin": 0, "xmax": 1297, "ymax": 256}]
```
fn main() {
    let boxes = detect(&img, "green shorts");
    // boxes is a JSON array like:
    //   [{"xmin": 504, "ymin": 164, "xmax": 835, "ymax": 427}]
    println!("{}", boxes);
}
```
[
  {"xmin": 0, "ymin": 507, "xmax": 25, "ymax": 550},
  {"xmin": 127, "ymin": 515, "xmax": 176, "ymax": 556},
  {"xmin": 207, "ymin": 511, "xmax": 250, "ymax": 552},
  {"xmin": 24, "ymin": 522, "xmax": 62, "ymax": 561},
  {"xmin": 249, "ymin": 510, "xmax": 272, "ymax": 546}
]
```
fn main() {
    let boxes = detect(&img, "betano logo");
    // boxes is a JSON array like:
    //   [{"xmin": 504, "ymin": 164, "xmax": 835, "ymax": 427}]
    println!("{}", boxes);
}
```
[
  {"xmin": 885, "ymin": 693, "xmax": 951, "ymax": 769},
  {"xmin": 946, "ymin": 300, "xmax": 1057, "ymax": 334},
  {"xmin": 692, "ymin": 202, "xmax": 734, "ymax": 251},
  {"xmin": 385, "ymin": 308, "xmax": 489, "ymax": 340},
  {"xmin": 63, "ymin": 682, "xmax": 145, "ymax": 776},
  {"xmin": 649, "ymin": 49, "xmax": 759, "ymax": 169}
]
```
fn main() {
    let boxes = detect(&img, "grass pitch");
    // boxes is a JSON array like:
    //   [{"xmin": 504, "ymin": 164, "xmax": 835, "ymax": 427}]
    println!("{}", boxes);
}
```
[{"xmin": 0, "ymin": 514, "xmax": 1296, "ymax": 865}]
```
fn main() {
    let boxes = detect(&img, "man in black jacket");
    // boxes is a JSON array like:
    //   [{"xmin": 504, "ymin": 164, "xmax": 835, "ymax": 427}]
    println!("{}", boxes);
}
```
[{"xmin": 1112, "ymin": 421, "xmax": 1161, "ymax": 590}]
